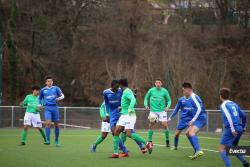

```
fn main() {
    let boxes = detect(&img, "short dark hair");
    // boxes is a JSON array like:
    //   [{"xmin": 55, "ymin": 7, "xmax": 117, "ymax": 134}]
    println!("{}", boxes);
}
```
[
  {"xmin": 182, "ymin": 82, "xmax": 192, "ymax": 89},
  {"xmin": 31, "ymin": 85, "xmax": 40, "ymax": 91},
  {"xmin": 220, "ymin": 88, "xmax": 231, "ymax": 99},
  {"xmin": 111, "ymin": 80, "xmax": 119, "ymax": 87},
  {"xmin": 119, "ymin": 78, "xmax": 128, "ymax": 87},
  {"xmin": 45, "ymin": 76, "xmax": 53, "ymax": 81},
  {"xmin": 155, "ymin": 78, "xmax": 162, "ymax": 82}
]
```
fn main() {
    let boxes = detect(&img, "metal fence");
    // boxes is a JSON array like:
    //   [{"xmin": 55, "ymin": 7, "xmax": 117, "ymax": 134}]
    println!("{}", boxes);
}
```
[{"xmin": 0, "ymin": 106, "xmax": 249, "ymax": 133}]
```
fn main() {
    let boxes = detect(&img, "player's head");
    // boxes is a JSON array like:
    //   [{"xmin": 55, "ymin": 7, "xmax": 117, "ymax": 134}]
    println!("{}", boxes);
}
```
[
  {"xmin": 155, "ymin": 79, "xmax": 162, "ymax": 89},
  {"xmin": 220, "ymin": 88, "xmax": 231, "ymax": 101},
  {"xmin": 111, "ymin": 80, "xmax": 119, "ymax": 92},
  {"xmin": 45, "ymin": 76, "xmax": 53, "ymax": 87},
  {"xmin": 119, "ymin": 78, "xmax": 128, "ymax": 89},
  {"xmin": 182, "ymin": 82, "xmax": 192, "ymax": 97},
  {"xmin": 31, "ymin": 85, "xmax": 40, "ymax": 96}
]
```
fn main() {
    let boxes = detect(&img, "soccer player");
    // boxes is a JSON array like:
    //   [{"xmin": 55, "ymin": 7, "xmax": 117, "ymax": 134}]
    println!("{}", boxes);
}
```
[
  {"xmin": 20, "ymin": 86, "xmax": 46, "ymax": 145},
  {"xmin": 111, "ymin": 79, "xmax": 152, "ymax": 158},
  {"xmin": 90, "ymin": 102, "xmax": 110, "ymax": 152},
  {"xmin": 103, "ymin": 80, "xmax": 146, "ymax": 157},
  {"xmin": 218, "ymin": 88, "xmax": 249, "ymax": 167},
  {"xmin": 38, "ymin": 76, "xmax": 64, "ymax": 147},
  {"xmin": 144, "ymin": 79, "xmax": 172, "ymax": 148},
  {"xmin": 168, "ymin": 82, "xmax": 206, "ymax": 159}
]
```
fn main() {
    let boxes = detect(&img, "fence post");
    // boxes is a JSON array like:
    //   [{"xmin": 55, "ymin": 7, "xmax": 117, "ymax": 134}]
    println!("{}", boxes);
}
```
[
  {"xmin": 64, "ymin": 107, "xmax": 67, "ymax": 129},
  {"xmin": 206, "ymin": 112, "xmax": 209, "ymax": 132},
  {"xmin": 11, "ymin": 106, "xmax": 14, "ymax": 128}
]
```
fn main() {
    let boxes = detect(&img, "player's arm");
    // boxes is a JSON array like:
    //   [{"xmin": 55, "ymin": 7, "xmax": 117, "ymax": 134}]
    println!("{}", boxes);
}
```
[
  {"xmin": 168, "ymin": 99, "xmax": 181, "ymax": 121},
  {"xmin": 164, "ymin": 89, "xmax": 172, "ymax": 111},
  {"xmin": 238, "ymin": 106, "xmax": 247, "ymax": 131},
  {"xmin": 127, "ymin": 91, "xmax": 136, "ymax": 113},
  {"xmin": 189, "ymin": 95, "xmax": 202, "ymax": 125},
  {"xmin": 100, "ymin": 103, "xmax": 107, "ymax": 120},
  {"xmin": 56, "ymin": 87, "xmax": 65, "ymax": 101},
  {"xmin": 221, "ymin": 105, "xmax": 236, "ymax": 135},
  {"xmin": 21, "ymin": 96, "xmax": 28, "ymax": 108},
  {"xmin": 143, "ymin": 89, "xmax": 151, "ymax": 110},
  {"xmin": 103, "ymin": 92, "xmax": 110, "ymax": 114}
]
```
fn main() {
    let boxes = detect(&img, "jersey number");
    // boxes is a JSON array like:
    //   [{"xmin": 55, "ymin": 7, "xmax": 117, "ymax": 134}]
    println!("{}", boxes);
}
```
[{"xmin": 232, "ymin": 106, "xmax": 238, "ymax": 117}]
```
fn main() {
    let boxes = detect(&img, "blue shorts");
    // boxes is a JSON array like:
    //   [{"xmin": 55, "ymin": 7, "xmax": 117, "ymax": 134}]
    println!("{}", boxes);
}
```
[
  {"xmin": 177, "ymin": 119, "xmax": 190, "ymax": 131},
  {"xmin": 110, "ymin": 116, "xmax": 120, "ymax": 129},
  {"xmin": 193, "ymin": 114, "xmax": 207, "ymax": 129},
  {"xmin": 44, "ymin": 106, "xmax": 59, "ymax": 122},
  {"xmin": 220, "ymin": 126, "xmax": 243, "ymax": 147}
]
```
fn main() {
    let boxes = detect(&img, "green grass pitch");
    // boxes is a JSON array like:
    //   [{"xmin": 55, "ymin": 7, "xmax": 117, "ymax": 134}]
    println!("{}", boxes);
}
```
[{"xmin": 0, "ymin": 129, "xmax": 249, "ymax": 167}]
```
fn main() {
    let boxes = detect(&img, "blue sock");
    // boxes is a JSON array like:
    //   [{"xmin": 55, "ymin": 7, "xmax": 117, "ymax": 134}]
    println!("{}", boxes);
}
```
[
  {"xmin": 174, "ymin": 136, "xmax": 179, "ymax": 148},
  {"xmin": 45, "ymin": 127, "xmax": 50, "ymax": 142},
  {"xmin": 55, "ymin": 127, "xmax": 60, "ymax": 142},
  {"xmin": 119, "ymin": 138, "xmax": 128, "ymax": 153},
  {"xmin": 236, "ymin": 155, "xmax": 246, "ymax": 164},
  {"xmin": 132, "ymin": 129, "xmax": 144, "ymax": 149},
  {"xmin": 188, "ymin": 136, "xmax": 195, "ymax": 151},
  {"xmin": 220, "ymin": 150, "xmax": 232, "ymax": 167},
  {"xmin": 190, "ymin": 135, "xmax": 200, "ymax": 152}
]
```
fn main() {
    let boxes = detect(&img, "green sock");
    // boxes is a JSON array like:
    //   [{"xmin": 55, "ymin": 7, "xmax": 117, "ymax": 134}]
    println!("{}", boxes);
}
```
[
  {"xmin": 131, "ymin": 133, "xmax": 147, "ymax": 145},
  {"xmin": 164, "ymin": 129, "xmax": 170, "ymax": 141},
  {"xmin": 94, "ymin": 135, "xmax": 105, "ymax": 147},
  {"xmin": 148, "ymin": 130, "xmax": 154, "ymax": 142},
  {"xmin": 21, "ymin": 130, "xmax": 28, "ymax": 143},
  {"xmin": 113, "ymin": 136, "xmax": 120, "ymax": 154},
  {"xmin": 121, "ymin": 132, "xmax": 127, "ymax": 144},
  {"xmin": 39, "ymin": 129, "xmax": 46, "ymax": 142}
]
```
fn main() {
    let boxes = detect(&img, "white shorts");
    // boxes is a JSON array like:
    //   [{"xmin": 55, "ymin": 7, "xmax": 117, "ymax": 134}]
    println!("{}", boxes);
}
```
[
  {"xmin": 101, "ymin": 121, "xmax": 111, "ymax": 132},
  {"xmin": 149, "ymin": 111, "xmax": 168, "ymax": 122},
  {"xmin": 117, "ymin": 115, "xmax": 135, "ymax": 130},
  {"xmin": 24, "ymin": 112, "xmax": 42, "ymax": 128}
]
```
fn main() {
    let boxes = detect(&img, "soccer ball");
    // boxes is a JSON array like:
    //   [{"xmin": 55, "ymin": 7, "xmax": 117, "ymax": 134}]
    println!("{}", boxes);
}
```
[{"xmin": 148, "ymin": 113, "xmax": 158, "ymax": 123}]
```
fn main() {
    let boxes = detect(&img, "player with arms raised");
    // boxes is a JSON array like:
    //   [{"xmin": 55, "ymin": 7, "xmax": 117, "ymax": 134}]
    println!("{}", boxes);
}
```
[{"xmin": 38, "ymin": 76, "xmax": 64, "ymax": 147}]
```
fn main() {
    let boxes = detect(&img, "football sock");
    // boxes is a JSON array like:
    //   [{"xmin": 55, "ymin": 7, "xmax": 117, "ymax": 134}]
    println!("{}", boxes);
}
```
[
  {"xmin": 39, "ymin": 129, "xmax": 46, "ymax": 141},
  {"xmin": 121, "ymin": 132, "xmax": 127, "ymax": 144},
  {"xmin": 45, "ymin": 127, "xmax": 50, "ymax": 142},
  {"xmin": 148, "ymin": 130, "xmax": 153, "ymax": 142},
  {"xmin": 236, "ymin": 155, "xmax": 246, "ymax": 164},
  {"xmin": 94, "ymin": 135, "xmax": 105, "ymax": 147},
  {"xmin": 21, "ymin": 130, "xmax": 28, "ymax": 143},
  {"xmin": 220, "ymin": 150, "xmax": 232, "ymax": 167},
  {"xmin": 174, "ymin": 136, "xmax": 179, "ymax": 148},
  {"xmin": 131, "ymin": 133, "xmax": 147, "ymax": 145},
  {"xmin": 164, "ymin": 129, "xmax": 170, "ymax": 141},
  {"xmin": 190, "ymin": 135, "xmax": 200, "ymax": 152},
  {"xmin": 113, "ymin": 136, "xmax": 120, "ymax": 154},
  {"xmin": 55, "ymin": 127, "xmax": 60, "ymax": 142},
  {"xmin": 131, "ymin": 129, "xmax": 144, "ymax": 149}
]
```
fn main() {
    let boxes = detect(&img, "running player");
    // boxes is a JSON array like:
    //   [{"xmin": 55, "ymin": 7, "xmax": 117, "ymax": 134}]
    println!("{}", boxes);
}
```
[
  {"xmin": 20, "ymin": 86, "xmax": 46, "ymax": 145},
  {"xmin": 218, "ymin": 88, "xmax": 249, "ymax": 167}
]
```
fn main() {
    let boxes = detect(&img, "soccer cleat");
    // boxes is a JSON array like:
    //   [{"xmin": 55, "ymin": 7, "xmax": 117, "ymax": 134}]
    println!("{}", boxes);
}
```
[
  {"xmin": 146, "ymin": 142, "xmax": 153, "ymax": 154},
  {"xmin": 244, "ymin": 162, "xmax": 249, "ymax": 167},
  {"xmin": 166, "ymin": 140, "xmax": 170, "ymax": 148},
  {"xmin": 44, "ymin": 141, "xmax": 50, "ymax": 145},
  {"xmin": 141, "ymin": 148, "xmax": 147, "ymax": 154},
  {"xmin": 119, "ymin": 153, "xmax": 129, "ymax": 158},
  {"xmin": 90, "ymin": 145, "xmax": 97, "ymax": 153},
  {"xmin": 55, "ymin": 141, "xmax": 60, "ymax": 147},
  {"xmin": 19, "ymin": 142, "xmax": 26, "ymax": 146},
  {"xmin": 110, "ymin": 154, "xmax": 119, "ymax": 158},
  {"xmin": 190, "ymin": 151, "xmax": 204, "ymax": 160}
]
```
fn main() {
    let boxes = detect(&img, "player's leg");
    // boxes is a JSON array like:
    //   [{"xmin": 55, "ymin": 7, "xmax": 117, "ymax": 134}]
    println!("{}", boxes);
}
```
[
  {"xmin": 232, "ymin": 131, "xmax": 249, "ymax": 167},
  {"xmin": 131, "ymin": 129, "xmax": 147, "ymax": 154},
  {"xmin": 91, "ymin": 121, "xmax": 110, "ymax": 152},
  {"xmin": 172, "ymin": 130, "xmax": 182, "ymax": 150},
  {"xmin": 120, "ymin": 131, "xmax": 127, "ymax": 144},
  {"xmin": 44, "ymin": 106, "xmax": 52, "ymax": 145},
  {"xmin": 20, "ymin": 125, "xmax": 29, "ymax": 145},
  {"xmin": 111, "ymin": 125, "xmax": 123, "ymax": 158},
  {"xmin": 20, "ymin": 112, "xmax": 32, "ymax": 145},
  {"xmin": 160, "ymin": 111, "xmax": 170, "ymax": 147},
  {"xmin": 32, "ymin": 113, "xmax": 46, "ymax": 142},
  {"xmin": 219, "ymin": 144, "xmax": 232, "ymax": 167},
  {"xmin": 148, "ymin": 112, "xmax": 157, "ymax": 143},
  {"xmin": 52, "ymin": 106, "xmax": 60, "ymax": 147}
]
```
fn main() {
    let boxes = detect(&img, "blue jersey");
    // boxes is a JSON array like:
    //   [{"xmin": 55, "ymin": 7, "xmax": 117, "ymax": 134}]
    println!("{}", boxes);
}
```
[
  {"xmin": 39, "ymin": 86, "xmax": 64, "ymax": 106},
  {"xmin": 170, "ymin": 93, "xmax": 206, "ymax": 122},
  {"xmin": 220, "ymin": 100, "xmax": 246, "ymax": 132},
  {"xmin": 103, "ymin": 88, "xmax": 123, "ymax": 118}
]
